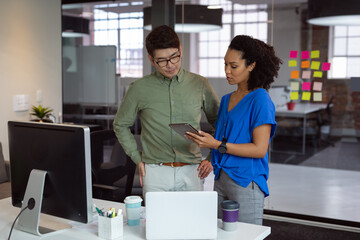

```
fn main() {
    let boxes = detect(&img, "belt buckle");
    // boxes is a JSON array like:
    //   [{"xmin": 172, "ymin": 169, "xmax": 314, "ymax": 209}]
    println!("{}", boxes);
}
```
[{"xmin": 171, "ymin": 162, "xmax": 174, "ymax": 168}]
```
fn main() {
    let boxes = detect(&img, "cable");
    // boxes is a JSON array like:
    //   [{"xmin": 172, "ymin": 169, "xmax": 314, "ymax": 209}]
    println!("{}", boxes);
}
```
[{"xmin": 8, "ymin": 205, "xmax": 28, "ymax": 240}]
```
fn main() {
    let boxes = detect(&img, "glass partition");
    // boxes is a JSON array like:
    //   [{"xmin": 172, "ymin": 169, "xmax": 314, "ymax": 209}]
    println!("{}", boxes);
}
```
[{"xmin": 62, "ymin": 0, "xmax": 360, "ymax": 226}]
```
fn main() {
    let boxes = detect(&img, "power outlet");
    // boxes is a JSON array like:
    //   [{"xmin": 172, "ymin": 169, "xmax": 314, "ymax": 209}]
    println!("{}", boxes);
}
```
[{"xmin": 13, "ymin": 95, "xmax": 30, "ymax": 112}]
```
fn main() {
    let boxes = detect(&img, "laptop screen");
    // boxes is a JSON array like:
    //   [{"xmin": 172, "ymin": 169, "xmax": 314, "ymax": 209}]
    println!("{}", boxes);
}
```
[{"xmin": 145, "ymin": 191, "xmax": 218, "ymax": 240}]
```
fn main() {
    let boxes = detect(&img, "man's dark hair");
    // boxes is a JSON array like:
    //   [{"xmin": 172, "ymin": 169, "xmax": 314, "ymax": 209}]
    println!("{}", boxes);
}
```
[
  {"xmin": 146, "ymin": 25, "xmax": 180, "ymax": 57},
  {"xmin": 228, "ymin": 35, "xmax": 282, "ymax": 91}
]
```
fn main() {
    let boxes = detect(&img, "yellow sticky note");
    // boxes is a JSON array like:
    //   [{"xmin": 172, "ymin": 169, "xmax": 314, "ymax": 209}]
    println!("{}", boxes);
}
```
[
  {"xmin": 311, "ymin": 50, "xmax": 320, "ymax": 58},
  {"xmin": 313, "ymin": 92, "xmax": 322, "ymax": 101},
  {"xmin": 290, "ymin": 82, "xmax": 300, "ymax": 91},
  {"xmin": 291, "ymin": 70, "xmax": 299, "ymax": 79},
  {"xmin": 313, "ymin": 71, "xmax": 323, "ymax": 78},
  {"xmin": 288, "ymin": 60, "xmax": 297, "ymax": 67},
  {"xmin": 290, "ymin": 92, "xmax": 299, "ymax": 100},
  {"xmin": 302, "ymin": 92, "xmax": 311, "ymax": 101},
  {"xmin": 311, "ymin": 61, "xmax": 320, "ymax": 70}
]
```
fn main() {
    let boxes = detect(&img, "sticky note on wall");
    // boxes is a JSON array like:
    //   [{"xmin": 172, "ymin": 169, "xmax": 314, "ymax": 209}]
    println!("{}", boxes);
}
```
[
  {"xmin": 302, "ymin": 70, "xmax": 311, "ymax": 79},
  {"xmin": 301, "ymin": 51, "xmax": 310, "ymax": 59},
  {"xmin": 313, "ymin": 71, "xmax": 323, "ymax": 78},
  {"xmin": 288, "ymin": 60, "xmax": 297, "ymax": 67},
  {"xmin": 302, "ymin": 82, "xmax": 311, "ymax": 91},
  {"xmin": 313, "ymin": 81, "xmax": 323, "ymax": 91},
  {"xmin": 289, "ymin": 51, "xmax": 298, "ymax": 58},
  {"xmin": 291, "ymin": 82, "xmax": 300, "ymax": 91},
  {"xmin": 290, "ymin": 92, "xmax": 299, "ymax": 100},
  {"xmin": 291, "ymin": 70, "xmax": 299, "ymax": 79},
  {"xmin": 301, "ymin": 61, "xmax": 310, "ymax": 68},
  {"xmin": 322, "ymin": 62, "xmax": 331, "ymax": 71},
  {"xmin": 311, "ymin": 61, "xmax": 320, "ymax": 70},
  {"xmin": 302, "ymin": 92, "xmax": 311, "ymax": 101},
  {"xmin": 313, "ymin": 92, "xmax": 322, "ymax": 101},
  {"xmin": 311, "ymin": 50, "xmax": 320, "ymax": 58}
]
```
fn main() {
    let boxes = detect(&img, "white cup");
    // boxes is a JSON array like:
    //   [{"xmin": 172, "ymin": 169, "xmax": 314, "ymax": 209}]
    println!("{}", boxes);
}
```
[{"xmin": 124, "ymin": 196, "xmax": 143, "ymax": 226}]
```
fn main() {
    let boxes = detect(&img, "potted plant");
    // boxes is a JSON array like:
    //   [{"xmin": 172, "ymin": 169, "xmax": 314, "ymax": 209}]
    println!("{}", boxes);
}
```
[
  {"xmin": 30, "ymin": 105, "xmax": 54, "ymax": 122},
  {"xmin": 286, "ymin": 100, "xmax": 296, "ymax": 110}
]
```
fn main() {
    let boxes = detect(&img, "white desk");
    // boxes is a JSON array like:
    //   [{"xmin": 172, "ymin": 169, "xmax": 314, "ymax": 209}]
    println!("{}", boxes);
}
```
[
  {"xmin": 0, "ymin": 198, "xmax": 270, "ymax": 240},
  {"xmin": 274, "ymin": 103, "xmax": 328, "ymax": 155}
]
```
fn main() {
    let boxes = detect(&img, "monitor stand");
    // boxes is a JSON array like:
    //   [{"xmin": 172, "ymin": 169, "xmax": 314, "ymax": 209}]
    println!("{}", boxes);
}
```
[{"xmin": 16, "ymin": 169, "xmax": 71, "ymax": 236}]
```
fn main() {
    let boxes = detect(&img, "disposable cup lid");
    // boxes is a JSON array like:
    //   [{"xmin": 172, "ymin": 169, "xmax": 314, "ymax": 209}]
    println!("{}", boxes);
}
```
[
  {"xmin": 124, "ymin": 195, "xmax": 143, "ymax": 204},
  {"xmin": 221, "ymin": 200, "xmax": 239, "ymax": 210}
]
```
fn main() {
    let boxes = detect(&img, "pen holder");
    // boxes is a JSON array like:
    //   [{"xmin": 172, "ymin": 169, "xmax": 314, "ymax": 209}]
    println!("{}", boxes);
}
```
[{"xmin": 98, "ymin": 215, "xmax": 123, "ymax": 239}]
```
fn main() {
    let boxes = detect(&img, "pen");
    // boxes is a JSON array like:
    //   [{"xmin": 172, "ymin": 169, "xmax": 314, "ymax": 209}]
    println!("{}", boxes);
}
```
[
  {"xmin": 107, "ymin": 210, "xmax": 113, "ymax": 218},
  {"xmin": 94, "ymin": 204, "xmax": 103, "ymax": 216},
  {"xmin": 110, "ymin": 208, "xmax": 115, "ymax": 218}
]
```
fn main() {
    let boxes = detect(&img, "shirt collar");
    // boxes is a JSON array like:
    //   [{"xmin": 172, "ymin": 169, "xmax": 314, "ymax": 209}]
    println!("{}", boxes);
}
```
[{"xmin": 154, "ymin": 68, "xmax": 185, "ymax": 84}]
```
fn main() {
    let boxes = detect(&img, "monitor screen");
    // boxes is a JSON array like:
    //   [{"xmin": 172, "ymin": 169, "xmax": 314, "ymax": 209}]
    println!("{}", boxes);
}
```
[{"xmin": 8, "ymin": 121, "xmax": 93, "ymax": 234}]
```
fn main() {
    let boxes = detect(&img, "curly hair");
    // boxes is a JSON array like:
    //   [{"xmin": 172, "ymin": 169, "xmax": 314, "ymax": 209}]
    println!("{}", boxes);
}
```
[
  {"xmin": 228, "ymin": 35, "xmax": 282, "ymax": 91},
  {"xmin": 145, "ymin": 25, "xmax": 180, "ymax": 57}
]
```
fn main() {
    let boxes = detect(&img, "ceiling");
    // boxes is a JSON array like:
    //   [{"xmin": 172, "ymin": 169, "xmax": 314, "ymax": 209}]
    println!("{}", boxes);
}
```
[{"xmin": 62, "ymin": 0, "xmax": 307, "ymax": 17}]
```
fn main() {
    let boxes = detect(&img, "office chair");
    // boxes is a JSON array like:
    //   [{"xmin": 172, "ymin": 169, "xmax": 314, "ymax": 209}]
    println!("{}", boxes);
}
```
[
  {"xmin": 112, "ymin": 134, "xmax": 143, "ymax": 197},
  {"xmin": 316, "ymin": 95, "xmax": 335, "ymax": 147},
  {"xmin": 90, "ymin": 130, "xmax": 136, "ymax": 202}
]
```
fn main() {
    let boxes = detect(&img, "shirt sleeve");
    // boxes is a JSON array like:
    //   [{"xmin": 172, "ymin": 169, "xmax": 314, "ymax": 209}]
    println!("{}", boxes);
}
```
[
  {"xmin": 202, "ymin": 78, "xmax": 220, "ymax": 128},
  {"xmin": 113, "ymin": 82, "xmax": 142, "ymax": 164},
  {"xmin": 251, "ymin": 93, "xmax": 277, "ymax": 140}
]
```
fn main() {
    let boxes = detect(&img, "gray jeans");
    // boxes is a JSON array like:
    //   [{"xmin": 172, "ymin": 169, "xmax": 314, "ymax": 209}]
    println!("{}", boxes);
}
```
[{"xmin": 214, "ymin": 170, "xmax": 265, "ymax": 225}]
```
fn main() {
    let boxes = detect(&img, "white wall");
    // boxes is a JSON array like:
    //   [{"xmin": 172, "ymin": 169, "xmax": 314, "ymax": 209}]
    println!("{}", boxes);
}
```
[
  {"xmin": 0, "ymin": 0, "xmax": 62, "ymax": 160},
  {"xmin": 272, "ymin": 5, "xmax": 302, "ymax": 86}
]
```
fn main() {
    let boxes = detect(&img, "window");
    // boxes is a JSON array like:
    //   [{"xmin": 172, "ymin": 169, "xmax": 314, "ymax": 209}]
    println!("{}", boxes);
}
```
[
  {"xmin": 91, "ymin": 3, "xmax": 144, "ymax": 78},
  {"xmin": 329, "ymin": 26, "xmax": 360, "ymax": 78},
  {"xmin": 197, "ymin": 1, "xmax": 268, "ymax": 78}
]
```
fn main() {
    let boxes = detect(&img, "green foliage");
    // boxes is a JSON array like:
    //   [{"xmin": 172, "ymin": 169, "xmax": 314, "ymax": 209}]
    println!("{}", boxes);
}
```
[{"xmin": 30, "ymin": 105, "xmax": 53, "ymax": 120}]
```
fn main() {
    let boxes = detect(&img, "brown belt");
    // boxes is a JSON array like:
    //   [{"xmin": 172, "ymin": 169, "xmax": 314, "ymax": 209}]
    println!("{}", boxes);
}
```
[{"xmin": 160, "ymin": 162, "xmax": 191, "ymax": 167}]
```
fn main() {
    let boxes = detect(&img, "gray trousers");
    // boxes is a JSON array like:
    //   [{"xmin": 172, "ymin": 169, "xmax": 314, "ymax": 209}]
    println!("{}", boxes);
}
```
[
  {"xmin": 214, "ymin": 170, "xmax": 265, "ymax": 225},
  {"xmin": 142, "ymin": 164, "xmax": 204, "ymax": 202}
]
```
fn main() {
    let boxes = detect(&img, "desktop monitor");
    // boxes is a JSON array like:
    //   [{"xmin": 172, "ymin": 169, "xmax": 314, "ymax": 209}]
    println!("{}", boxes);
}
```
[{"xmin": 8, "ymin": 121, "xmax": 93, "ymax": 236}]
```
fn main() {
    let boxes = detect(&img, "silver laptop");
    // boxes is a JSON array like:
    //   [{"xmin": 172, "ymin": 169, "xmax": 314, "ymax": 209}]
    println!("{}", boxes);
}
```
[{"xmin": 145, "ymin": 191, "xmax": 218, "ymax": 240}]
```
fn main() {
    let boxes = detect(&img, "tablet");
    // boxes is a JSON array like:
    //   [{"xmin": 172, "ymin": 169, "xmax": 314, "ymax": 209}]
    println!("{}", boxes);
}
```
[{"xmin": 169, "ymin": 123, "xmax": 200, "ymax": 139}]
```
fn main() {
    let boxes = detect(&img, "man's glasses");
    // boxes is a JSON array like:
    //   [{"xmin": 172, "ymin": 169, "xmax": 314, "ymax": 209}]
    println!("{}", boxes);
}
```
[{"xmin": 153, "ymin": 54, "xmax": 181, "ymax": 68}]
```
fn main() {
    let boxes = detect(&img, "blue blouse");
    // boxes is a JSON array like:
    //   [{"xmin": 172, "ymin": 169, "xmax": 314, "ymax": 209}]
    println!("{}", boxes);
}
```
[{"xmin": 211, "ymin": 88, "xmax": 277, "ymax": 197}]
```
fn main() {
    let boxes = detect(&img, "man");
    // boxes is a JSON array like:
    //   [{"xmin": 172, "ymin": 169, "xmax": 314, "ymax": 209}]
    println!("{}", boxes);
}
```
[{"xmin": 113, "ymin": 25, "xmax": 219, "ymax": 199}]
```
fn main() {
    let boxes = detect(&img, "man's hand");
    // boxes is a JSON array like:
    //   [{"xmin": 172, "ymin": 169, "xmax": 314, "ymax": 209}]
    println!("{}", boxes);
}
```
[
  {"xmin": 138, "ymin": 161, "xmax": 146, "ymax": 187},
  {"xmin": 197, "ymin": 160, "xmax": 213, "ymax": 179}
]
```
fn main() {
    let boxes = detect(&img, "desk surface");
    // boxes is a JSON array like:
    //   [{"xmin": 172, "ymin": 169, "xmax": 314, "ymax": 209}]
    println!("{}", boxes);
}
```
[
  {"xmin": 0, "ymin": 198, "xmax": 270, "ymax": 240},
  {"xmin": 276, "ymin": 102, "xmax": 327, "ymax": 118}
]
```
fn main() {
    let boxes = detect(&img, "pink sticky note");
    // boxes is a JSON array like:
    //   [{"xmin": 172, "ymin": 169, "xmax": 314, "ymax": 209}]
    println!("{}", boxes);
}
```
[
  {"xmin": 302, "ymin": 70, "xmax": 311, "ymax": 79},
  {"xmin": 313, "ymin": 81, "xmax": 323, "ymax": 91},
  {"xmin": 322, "ymin": 62, "xmax": 331, "ymax": 71},
  {"xmin": 301, "ymin": 51, "xmax": 310, "ymax": 59},
  {"xmin": 302, "ymin": 82, "xmax": 311, "ymax": 91},
  {"xmin": 289, "ymin": 51, "xmax": 298, "ymax": 58}
]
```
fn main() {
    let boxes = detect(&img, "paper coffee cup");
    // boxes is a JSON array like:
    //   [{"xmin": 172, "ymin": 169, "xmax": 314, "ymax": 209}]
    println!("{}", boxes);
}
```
[{"xmin": 124, "ymin": 196, "xmax": 143, "ymax": 226}]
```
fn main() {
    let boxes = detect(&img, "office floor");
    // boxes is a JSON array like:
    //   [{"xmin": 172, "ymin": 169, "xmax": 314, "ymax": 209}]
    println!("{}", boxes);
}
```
[{"xmin": 204, "ymin": 139, "xmax": 360, "ymax": 225}]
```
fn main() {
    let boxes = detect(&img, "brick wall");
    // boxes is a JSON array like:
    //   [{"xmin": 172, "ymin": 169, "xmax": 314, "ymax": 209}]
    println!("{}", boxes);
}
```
[{"xmin": 301, "ymin": 8, "xmax": 360, "ymax": 133}]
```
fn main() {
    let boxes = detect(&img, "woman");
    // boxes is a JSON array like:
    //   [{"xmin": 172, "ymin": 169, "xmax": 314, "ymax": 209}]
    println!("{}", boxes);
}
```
[{"xmin": 187, "ymin": 35, "xmax": 281, "ymax": 225}]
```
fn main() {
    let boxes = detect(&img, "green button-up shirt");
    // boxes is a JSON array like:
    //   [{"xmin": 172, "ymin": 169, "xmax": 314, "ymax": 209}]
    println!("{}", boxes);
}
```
[{"xmin": 113, "ymin": 68, "xmax": 219, "ymax": 165}]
